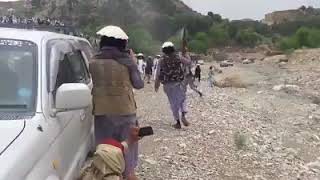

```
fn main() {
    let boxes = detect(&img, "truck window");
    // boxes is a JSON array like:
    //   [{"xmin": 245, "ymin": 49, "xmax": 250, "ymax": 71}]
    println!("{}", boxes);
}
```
[
  {"xmin": 78, "ymin": 40, "xmax": 94, "ymax": 60},
  {"xmin": 67, "ymin": 50, "xmax": 91, "ymax": 84}
]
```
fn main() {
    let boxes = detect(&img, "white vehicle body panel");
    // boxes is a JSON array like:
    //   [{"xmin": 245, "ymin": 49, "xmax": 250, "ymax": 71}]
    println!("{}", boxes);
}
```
[{"xmin": 0, "ymin": 28, "xmax": 95, "ymax": 180}]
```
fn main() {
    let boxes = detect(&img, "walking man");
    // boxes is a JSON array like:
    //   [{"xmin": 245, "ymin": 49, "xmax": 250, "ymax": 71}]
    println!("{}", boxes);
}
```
[
  {"xmin": 208, "ymin": 66, "xmax": 215, "ymax": 88},
  {"xmin": 155, "ymin": 42, "xmax": 191, "ymax": 129},
  {"xmin": 90, "ymin": 25, "xmax": 144, "ymax": 180},
  {"xmin": 183, "ymin": 63, "xmax": 203, "ymax": 97},
  {"xmin": 145, "ymin": 56, "xmax": 153, "ymax": 84},
  {"xmin": 137, "ymin": 53, "xmax": 145, "ymax": 78},
  {"xmin": 195, "ymin": 64, "xmax": 201, "ymax": 82}
]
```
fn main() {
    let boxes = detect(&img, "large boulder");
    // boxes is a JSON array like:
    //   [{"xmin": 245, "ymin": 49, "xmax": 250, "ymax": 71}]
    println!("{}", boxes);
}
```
[
  {"xmin": 215, "ymin": 75, "xmax": 247, "ymax": 88},
  {"xmin": 272, "ymin": 84, "xmax": 300, "ymax": 92},
  {"xmin": 264, "ymin": 55, "xmax": 288, "ymax": 63}
]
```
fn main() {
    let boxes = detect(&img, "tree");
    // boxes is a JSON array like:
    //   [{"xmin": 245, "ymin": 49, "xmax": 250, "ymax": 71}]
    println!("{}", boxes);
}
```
[
  {"xmin": 208, "ymin": 24, "xmax": 230, "ymax": 46},
  {"xmin": 189, "ymin": 39, "xmax": 208, "ymax": 54},
  {"xmin": 127, "ymin": 27, "xmax": 160, "ymax": 54},
  {"xmin": 207, "ymin": 11, "xmax": 222, "ymax": 23},
  {"xmin": 31, "ymin": 0, "xmax": 41, "ymax": 8},
  {"xmin": 295, "ymin": 27, "xmax": 311, "ymax": 47},
  {"xmin": 236, "ymin": 28, "xmax": 261, "ymax": 47},
  {"xmin": 195, "ymin": 32, "xmax": 208, "ymax": 41}
]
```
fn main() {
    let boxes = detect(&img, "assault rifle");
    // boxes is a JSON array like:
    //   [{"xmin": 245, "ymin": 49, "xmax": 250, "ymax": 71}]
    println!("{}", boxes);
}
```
[{"xmin": 181, "ymin": 27, "xmax": 188, "ymax": 56}]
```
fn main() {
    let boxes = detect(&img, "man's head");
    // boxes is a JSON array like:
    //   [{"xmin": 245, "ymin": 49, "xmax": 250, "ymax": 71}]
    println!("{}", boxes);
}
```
[
  {"xmin": 97, "ymin": 25, "xmax": 128, "ymax": 51},
  {"xmin": 162, "ymin": 41, "xmax": 175, "ymax": 55},
  {"xmin": 137, "ymin": 53, "xmax": 144, "ymax": 59}
]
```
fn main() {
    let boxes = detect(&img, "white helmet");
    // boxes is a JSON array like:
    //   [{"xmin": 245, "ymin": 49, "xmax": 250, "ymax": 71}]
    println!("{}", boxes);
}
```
[
  {"xmin": 96, "ymin": 25, "xmax": 129, "ymax": 40},
  {"xmin": 162, "ymin": 41, "xmax": 174, "ymax": 48},
  {"xmin": 137, "ymin": 53, "xmax": 144, "ymax": 57}
]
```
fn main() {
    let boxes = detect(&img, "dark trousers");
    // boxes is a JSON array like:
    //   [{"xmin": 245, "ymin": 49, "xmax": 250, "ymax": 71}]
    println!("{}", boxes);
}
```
[{"xmin": 195, "ymin": 75, "xmax": 201, "ymax": 82}]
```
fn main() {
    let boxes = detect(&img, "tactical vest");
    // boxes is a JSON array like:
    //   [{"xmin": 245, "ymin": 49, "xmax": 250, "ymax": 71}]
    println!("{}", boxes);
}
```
[
  {"xmin": 159, "ymin": 54, "xmax": 184, "ymax": 84},
  {"xmin": 89, "ymin": 59, "xmax": 137, "ymax": 116}
]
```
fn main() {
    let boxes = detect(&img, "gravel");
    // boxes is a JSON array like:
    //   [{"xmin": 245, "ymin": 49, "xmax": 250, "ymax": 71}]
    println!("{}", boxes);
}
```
[{"xmin": 135, "ymin": 50, "xmax": 320, "ymax": 180}]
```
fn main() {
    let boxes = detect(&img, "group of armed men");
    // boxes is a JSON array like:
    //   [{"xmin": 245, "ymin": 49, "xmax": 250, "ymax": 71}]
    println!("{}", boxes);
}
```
[{"xmin": 80, "ymin": 25, "xmax": 213, "ymax": 180}]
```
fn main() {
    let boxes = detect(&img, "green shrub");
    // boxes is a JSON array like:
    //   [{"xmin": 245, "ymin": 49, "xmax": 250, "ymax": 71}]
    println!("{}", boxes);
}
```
[
  {"xmin": 236, "ymin": 28, "xmax": 261, "ymax": 47},
  {"xmin": 189, "ymin": 39, "xmax": 208, "ymax": 54},
  {"xmin": 278, "ymin": 27, "xmax": 320, "ymax": 50}
]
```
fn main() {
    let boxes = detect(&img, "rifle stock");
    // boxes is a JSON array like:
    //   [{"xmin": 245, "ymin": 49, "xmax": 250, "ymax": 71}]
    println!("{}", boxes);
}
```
[{"xmin": 181, "ymin": 27, "xmax": 187, "ymax": 56}]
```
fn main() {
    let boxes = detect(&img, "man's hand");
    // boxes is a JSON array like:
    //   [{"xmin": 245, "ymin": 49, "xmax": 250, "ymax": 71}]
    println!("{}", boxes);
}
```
[
  {"xmin": 127, "ymin": 126, "xmax": 140, "ymax": 145},
  {"xmin": 129, "ymin": 49, "xmax": 137, "ymax": 64}
]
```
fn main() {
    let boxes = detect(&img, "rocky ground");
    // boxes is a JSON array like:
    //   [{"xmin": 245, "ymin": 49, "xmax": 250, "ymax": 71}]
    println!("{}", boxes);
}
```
[{"xmin": 135, "ymin": 49, "xmax": 320, "ymax": 180}]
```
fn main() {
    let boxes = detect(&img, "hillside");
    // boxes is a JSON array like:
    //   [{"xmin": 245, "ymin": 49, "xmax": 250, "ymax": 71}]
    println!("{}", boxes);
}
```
[
  {"xmin": 33, "ymin": 0, "xmax": 200, "ymax": 40},
  {"xmin": 263, "ymin": 6, "xmax": 320, "ymax": 25}
]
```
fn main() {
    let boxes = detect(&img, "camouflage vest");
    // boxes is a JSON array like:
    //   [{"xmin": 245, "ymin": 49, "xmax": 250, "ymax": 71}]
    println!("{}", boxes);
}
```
[
  {"xmin": 89, "ymin": 59, "xmax": 137, "ymax": 116},
  {"xmin": 159, "ymin": 54, "xmax": 184, "ymax": 84}
]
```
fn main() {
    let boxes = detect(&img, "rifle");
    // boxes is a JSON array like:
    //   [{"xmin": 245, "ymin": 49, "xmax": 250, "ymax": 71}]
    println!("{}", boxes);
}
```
[{"xmin": 181, "ymin": 27, "xmax": 188, "ymax": 56}]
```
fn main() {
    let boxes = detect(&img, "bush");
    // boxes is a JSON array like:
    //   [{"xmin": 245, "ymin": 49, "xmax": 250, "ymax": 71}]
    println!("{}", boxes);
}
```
[
  {"xmin": 278, "ymin": 27, "xmax": 320, "ymax": 50},
  {"xmin": 296, "ymin": 27, "xmax": 311, "ymax": 47},
  {"xmin": 278, "ymin": 37, "xmax": 299, "ymax": 51}
]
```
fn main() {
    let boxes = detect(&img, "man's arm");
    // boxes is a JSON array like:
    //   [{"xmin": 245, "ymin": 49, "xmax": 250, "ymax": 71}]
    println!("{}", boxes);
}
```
[
  {"xmin": 179, "ymin": 53, "xmax": 191, "ymax": 65},
  {"xmin": 129, "ymin": 65, "xmax": 144, "ymax": 89},
  {"xmin": 117, "ymin": 50, "xmax": 144, "ymax": 89}
]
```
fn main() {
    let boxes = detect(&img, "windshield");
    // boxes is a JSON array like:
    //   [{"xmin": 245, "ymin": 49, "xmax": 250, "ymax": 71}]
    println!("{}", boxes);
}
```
[{"xmin": 0, "ymin": 39, "xmax": 37, "ymax": 113}]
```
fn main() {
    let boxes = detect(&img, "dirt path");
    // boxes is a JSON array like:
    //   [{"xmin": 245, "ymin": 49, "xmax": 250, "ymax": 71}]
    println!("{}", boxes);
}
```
[{"xmin": 136, "ymin": 60, "xmax": 320, "ymax": 180}]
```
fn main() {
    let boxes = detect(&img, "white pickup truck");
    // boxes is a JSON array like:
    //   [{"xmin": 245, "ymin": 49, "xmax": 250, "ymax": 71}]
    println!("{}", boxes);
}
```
[{"xmin": 0, "ymin": 28, "xmax": 95, "ymax": 180}]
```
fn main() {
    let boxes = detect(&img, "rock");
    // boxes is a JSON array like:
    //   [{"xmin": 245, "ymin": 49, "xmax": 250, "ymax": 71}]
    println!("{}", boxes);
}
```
[
  {"xmin": 311, "ymin": 134, "xmax": 320, "ymax": 141},
  {"xmin": 312, "ymin": 115, "xmax": 320, "ymax": 122},
  {"xmin": 257, "ymin": 91, "xmax": 263, "ymax": 94},
  {"xmin": 145, "ymin": 158, "xmax": 157, "ymax": 165},
  {"xmin": 307, "ymin": 161, "xmax": 320, "ymax": 171},
  {"xmin": 272, "ymin": 84, "xmax": 300, "ymax": 92},
  {"xmin": 243, "ymin": 59, "xmax": 255, "ymax": 64},
  {"xmin": 208, "ymin": 130, "xmax": 215, "ymax": 135},
  {"xmin": 311, "ymin": 96, "xmax": 320, "ymax": 105},
  {"xmin": 273, "ymin": 85, "xmax": 285, "ymax": 91},
  {"xmin": 279, "ymin": 62, "xmax": 287, "ymax": 68},
  {"xmin": 279, "ymin": 58, "xmax": 289, "ymax": 63},
  {"xmin": 215, "ymin": 74, "xmax": 249, "ymax": 88},
  {"xmin": 179, "ymin": 143, "xmax": 187, "ymax": 148}
]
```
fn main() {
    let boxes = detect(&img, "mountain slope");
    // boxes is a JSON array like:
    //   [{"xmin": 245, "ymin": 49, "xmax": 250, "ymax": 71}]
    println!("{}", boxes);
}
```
[{"xmin": 34, "ymin": 0, "xmax": 199, "ymax": 40}]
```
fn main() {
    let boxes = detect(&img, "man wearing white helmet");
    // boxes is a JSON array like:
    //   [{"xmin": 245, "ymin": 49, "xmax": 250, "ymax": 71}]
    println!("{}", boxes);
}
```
[
  {"xmin": 90, "ymin": 25, "xmax": 144, "ymax": 180},
  {"xmin": 136, "ymin": 53, "xmax": 145, "ymax": 77},
  {"xmin": 155, "ymin": 41, "xmax": 191, "ymax": 129}
]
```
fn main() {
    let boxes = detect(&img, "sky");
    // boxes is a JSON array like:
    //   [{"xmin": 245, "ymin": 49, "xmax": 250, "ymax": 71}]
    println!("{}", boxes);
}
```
[{"xmin": 182, "ymin": 0, "xmax": 320, "ymax": 20}]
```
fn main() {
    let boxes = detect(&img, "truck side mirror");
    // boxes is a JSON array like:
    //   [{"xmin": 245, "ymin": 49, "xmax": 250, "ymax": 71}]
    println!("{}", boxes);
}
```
[{"xmin": 55, "ymin": 83, "xmax": 91, "ymax": 111}]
